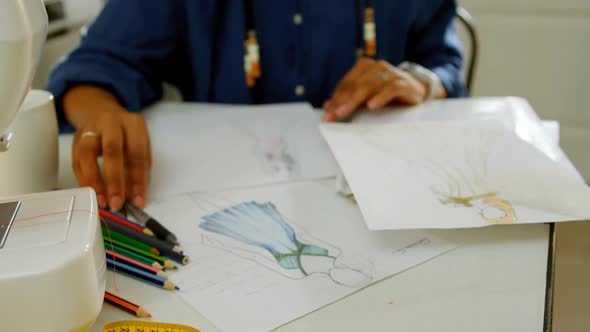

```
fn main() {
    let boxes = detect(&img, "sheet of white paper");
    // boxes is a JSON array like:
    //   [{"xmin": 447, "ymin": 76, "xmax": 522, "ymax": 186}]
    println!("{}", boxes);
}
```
[
  {"xmin": 352, "ymin": 97, "xmax": 543, "ymax": 126},
  {"xmin": 350, "ymin": 97, "xmax": 578, "ymax": 177},
  {"xmin": 145, "ymin": 180, "xmax": 454, "ymax": 332},
  {"xmin": 321, "ymin": 121, "xmax": 590, "ymax": 230},
  {"xmin": 143, "ymin": 103, "xmax": 337, "ymax": 199}
]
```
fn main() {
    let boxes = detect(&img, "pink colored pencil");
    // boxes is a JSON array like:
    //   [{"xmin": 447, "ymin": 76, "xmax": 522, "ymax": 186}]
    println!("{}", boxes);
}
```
[{"xmin": 105, "ymin": 249, "xmax": 168, "ymax": 278}]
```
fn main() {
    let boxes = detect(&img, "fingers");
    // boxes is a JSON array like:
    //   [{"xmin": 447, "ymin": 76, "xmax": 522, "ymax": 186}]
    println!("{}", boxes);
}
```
[
  {"xmin": 366, "ymin": 79, "xmax": 406, "ymax": 110},
  {"xmin": 323, "ymin": 57, "xmax": 377, "ymax": 121},
  {"xmin": 390, "ymin": 70, "xmax": 427, "ymax": 105},
  {"xmin": 340, "ymin": 68, "xmax": 386, "ymax": 113},
  {"xmin": 71, "ymin": 110, "xmax": 152, "ymax": 211},
  {"xmin": 73, "ymin": 131, "xmax": 107, "ymax": 208},
  {"xmin": 367, "ymin": 76, "xmax": 423, "ymax": 109},
  {"xmin": 100, "ymin": 117, "xmax": 126, "ymax": 211},
  {"xmin": 322, "ymin": 98, "xmax": 339, "ymax": 122},
  {"xmin": 123, "ymin": 113, "xmax": 151, "ymax": 208},
  {"xmin": 330, "ymin": 57, "xmax": 376, "ymax": 103},
  {"xmin": 323, "ymin": 59, "xmax": 429, "ymax": 121},
  {"xmin": 324, "ymin": 58, "xmax": 404, "ymax": 121}
]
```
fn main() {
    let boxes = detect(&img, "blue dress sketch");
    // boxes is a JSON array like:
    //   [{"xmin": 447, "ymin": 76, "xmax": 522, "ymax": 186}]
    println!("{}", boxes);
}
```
[{"xmin": 200, "ymin": 201, "xmax": 372, "ymax": 287}]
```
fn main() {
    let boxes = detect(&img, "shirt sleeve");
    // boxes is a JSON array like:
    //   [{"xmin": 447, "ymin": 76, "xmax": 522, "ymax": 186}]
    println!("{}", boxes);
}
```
[
  {"xmin": 405, "ymin": 0, "xmax": 467, "ymax": 98},
  {"xmin": 46, "ymin": 0, "xmax": 183, "ymax": 131}
]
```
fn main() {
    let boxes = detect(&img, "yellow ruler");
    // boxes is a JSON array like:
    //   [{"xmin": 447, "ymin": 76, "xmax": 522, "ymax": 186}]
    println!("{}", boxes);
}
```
[{"xmin": 103, "ymin": 320, "xmax": 200, "ymax": 332}]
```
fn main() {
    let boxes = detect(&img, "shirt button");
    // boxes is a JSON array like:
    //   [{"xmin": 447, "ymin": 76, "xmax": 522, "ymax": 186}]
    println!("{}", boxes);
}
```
[
  {"xmin": 295, "ymin": 85, "xmax": 305, "ymax": 96},
  {"xmin": 293, "ymin": 13, "xmax": 303, "ymax": 25}
]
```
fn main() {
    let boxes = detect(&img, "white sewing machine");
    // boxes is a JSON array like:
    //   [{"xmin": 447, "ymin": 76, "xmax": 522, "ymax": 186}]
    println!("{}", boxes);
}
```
[{"xmin": 0, "ymin": 1, "xmax": 105, "ymax": 331}]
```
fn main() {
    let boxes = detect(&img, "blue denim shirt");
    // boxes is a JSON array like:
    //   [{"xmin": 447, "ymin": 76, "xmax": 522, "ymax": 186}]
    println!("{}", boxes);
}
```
[{"xmin": 47, "ymin": 0, "xmax": 466, "ymax": 132}]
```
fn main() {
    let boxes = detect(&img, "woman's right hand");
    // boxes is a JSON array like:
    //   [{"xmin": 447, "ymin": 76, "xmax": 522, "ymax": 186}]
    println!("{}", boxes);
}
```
[{"xmin": 64, "ymin": 85, "xmax": 152, "ymax": 211}]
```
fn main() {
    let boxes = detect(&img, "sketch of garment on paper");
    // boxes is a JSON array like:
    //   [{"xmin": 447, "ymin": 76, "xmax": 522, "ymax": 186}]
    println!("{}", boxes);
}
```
[
  {"xmin": 231, "ymin": 121, "xmax": 301, "ymax": 179},
  {"xmin": 363, "ymin": 124, "xmax": 517, "ymax": 224},
  {"xmin": 254, "ymin": 136, "xmax": 299, "ymax": 177},
  {"xmin": 199, "ymin": 201, "xmax": 373, "ymax": 288}
]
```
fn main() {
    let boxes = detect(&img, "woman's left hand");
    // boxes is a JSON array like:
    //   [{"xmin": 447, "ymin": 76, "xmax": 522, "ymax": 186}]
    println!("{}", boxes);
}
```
[{"xmin": 323, "ymin": 58, "xmax": 444, "ymax": 122}]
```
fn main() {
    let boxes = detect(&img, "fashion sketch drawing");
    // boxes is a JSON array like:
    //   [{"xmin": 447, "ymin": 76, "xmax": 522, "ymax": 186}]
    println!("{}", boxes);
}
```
[
  {"xmin": 362, "ymin": 124, "xmax": 517, "ymax": 224},
  {"xmin": 199, "ymin": 200, "xmax": 374, "ymax": 288}
]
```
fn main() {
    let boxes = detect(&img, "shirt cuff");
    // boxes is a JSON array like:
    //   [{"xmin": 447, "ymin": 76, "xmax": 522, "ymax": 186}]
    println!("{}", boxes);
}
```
[
  {"xmin": 46, "ymin": 62, "xmax": 146, "ymax": 133},
  {"xmin": 430, "ymin": 65, "xmax": 467, "ymax": 98}
]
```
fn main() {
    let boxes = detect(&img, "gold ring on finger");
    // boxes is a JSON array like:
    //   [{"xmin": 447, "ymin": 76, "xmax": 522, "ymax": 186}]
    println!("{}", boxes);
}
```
[{"xmin": 81, "ymin": 131, "xmax": 100, "ymax": 139}]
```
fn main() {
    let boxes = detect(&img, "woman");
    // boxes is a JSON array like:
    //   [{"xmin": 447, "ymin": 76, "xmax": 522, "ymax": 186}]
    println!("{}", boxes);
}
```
[{"xmin": 47, "ymin": 0, "xmax": 466, "ymax": 210}]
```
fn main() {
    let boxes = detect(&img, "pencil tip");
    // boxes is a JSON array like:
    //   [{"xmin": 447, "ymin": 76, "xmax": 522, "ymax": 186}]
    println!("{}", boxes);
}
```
[
  {"xmin": 147, "ymin": 314, "xmax": 152, "ymax": 318},
  {"xmin": 175, "ymin": 286, "xmax": 180, "ymax": 290}
]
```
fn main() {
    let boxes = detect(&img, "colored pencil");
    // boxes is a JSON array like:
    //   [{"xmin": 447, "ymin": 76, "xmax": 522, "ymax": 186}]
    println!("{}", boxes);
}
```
[
  {"xmin": 105, "ymin": 249, "xmax": 168, "ymax": 278},
  {"xmin": 105, "ymin": 220, "xmax": 188, "ymax": 263},
  {"xmin": 104, "ymin": 291, "xmax": 151, "ymax": 318},
  {"xmin": 126, "ymin": 203, "xmax": 180, "ymax": 248},
  {"xmin": 104, "ymin": 215, "xmax": 182, "ymax": 253},
  {"xmin": 103, "ymin": 242, "xmax": 164, "ymax": 270},
  {"xmin": 104, "ymin": 238, "xmax": 176, "ymax": 270},
  {"xmin": 106, "ymin": 258, "xmax": 178, "ymax": 290},
  {"xmin": 102, "ymin": 226, "xmax": 160, "ymax": 255},
  {"xmin": 99, "ymin": 209, "xmax": 154, "ymax": 236},
  {"xmin": 109, "ymin": 207, "xmax": 140, "ymax": 228},
  {"xmin": 102, "ymin": 218, "xmax": 187, "ymax": 264}
]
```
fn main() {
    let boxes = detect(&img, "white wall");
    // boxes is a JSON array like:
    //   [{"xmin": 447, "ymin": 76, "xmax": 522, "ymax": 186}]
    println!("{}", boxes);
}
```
[
  {"xmin": 34, "ymin": 29, "xmax": 82, "ymax": 89},
  {"xmin": 459, "ymin": 0, "xmax": 590, "ymax": 179},
  {"xmin": 34, "ymin": 0, "xmax": 102, "ymax": 89}
]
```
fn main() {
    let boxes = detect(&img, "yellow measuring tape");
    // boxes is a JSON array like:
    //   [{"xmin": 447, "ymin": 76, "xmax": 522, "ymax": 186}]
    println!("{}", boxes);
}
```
[{"xmin": 103, "ymin": 320, "xmax": 200, "ymax": 332}]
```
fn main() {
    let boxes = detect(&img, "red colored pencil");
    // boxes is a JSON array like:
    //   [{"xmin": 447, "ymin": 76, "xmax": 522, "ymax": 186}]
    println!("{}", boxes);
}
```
[{"xmin": 99, "ymin": 209, "xmax": 153, "ymax": 236}]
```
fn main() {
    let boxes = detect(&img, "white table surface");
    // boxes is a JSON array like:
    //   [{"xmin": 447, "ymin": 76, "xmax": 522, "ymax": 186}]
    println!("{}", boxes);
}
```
[{"xmin": 57, "ymin": 102, "xmax": 551, "ymax": 332}]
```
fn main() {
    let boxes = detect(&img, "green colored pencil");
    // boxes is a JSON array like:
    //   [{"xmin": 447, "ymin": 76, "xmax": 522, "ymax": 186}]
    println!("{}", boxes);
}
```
[
  {"xmin": 103, "ymin": 241, "xmax": 164, "ymax": 270},
  {"xmin": 102, "ymin": 226, "xmax": 160, "ymax": 255},
  {"xmin": 103, "ymin": 237, "xmax": 176, "ymax": 270}
]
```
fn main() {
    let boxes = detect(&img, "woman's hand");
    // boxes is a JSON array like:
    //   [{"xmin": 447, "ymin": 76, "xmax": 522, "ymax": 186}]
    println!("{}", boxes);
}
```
[
  {"xmin": 323, "ymin": 58, "xmax": 445, "ymax": 122},
  {"xmin": 64, "ymin": 85, "xmax": 151, "ymax": 210}
]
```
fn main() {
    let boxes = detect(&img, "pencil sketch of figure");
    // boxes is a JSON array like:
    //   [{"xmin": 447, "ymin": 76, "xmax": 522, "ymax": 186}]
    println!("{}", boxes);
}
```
[
  {"xmin": 199, "ymin": 201, "xmax": 373, "ymax": 288},
  {"xmin": 363, "ymin": 124, "xmax": 517, "ymax": 224},
  {"xmin": 252, "ymin": 135, "xmax": 300, "ymax": 178},
  {"xmin": 232, "ymin": 121, "xmax": 301, "ymax": 178}
]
